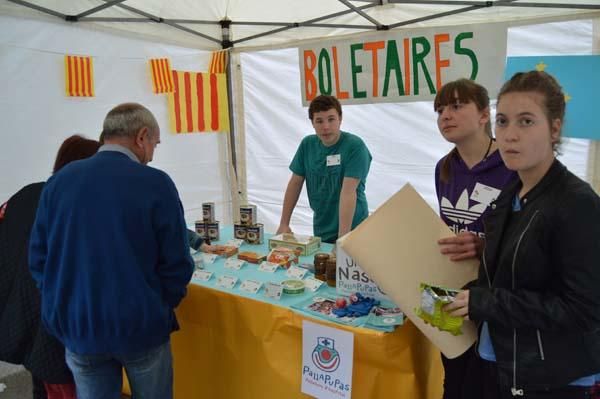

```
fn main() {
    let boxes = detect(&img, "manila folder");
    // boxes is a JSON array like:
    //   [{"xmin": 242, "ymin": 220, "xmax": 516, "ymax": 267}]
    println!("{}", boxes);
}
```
[{"xmin": 339, "ymin": 183, "xmax": 479, "ymax": 358}]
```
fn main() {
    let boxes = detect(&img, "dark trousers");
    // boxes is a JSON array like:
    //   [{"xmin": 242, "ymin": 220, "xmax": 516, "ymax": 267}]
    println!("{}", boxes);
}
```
[
  {"xmin": 480, "ymin": 359, "xmax": 594, "ymax": 399},
  {"xmin": 442, "ymin": 345, "xmax": 484, "ymax": 399},
  {"xmin": 32, "ymin": 375, "xmax": 47, "ymax": 399}
]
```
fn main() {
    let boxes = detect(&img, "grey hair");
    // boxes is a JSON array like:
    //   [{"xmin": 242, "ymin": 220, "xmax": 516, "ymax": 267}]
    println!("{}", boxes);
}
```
[{"xmin": 101, "ymin": 103, "xmax": 158, "ymax": 140}]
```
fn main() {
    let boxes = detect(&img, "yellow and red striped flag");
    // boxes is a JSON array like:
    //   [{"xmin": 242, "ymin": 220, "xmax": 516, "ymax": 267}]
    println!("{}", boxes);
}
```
[
  {"xmin": 209, "ymin": 50, "xmax": 228, "ymax": 74},
  {"xmin": 64, "ymin": 55, "xmax": 94, "ymax": 97},
  {"xmin": 167, "ymin": 70, "xmax": 230, "ymax": 133},
  {"xmin": 149, "ymin": 58, "xmax": 174, "ymax": 93}
]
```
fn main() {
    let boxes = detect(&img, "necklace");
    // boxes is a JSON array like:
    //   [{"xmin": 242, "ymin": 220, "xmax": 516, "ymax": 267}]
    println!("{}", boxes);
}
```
[{"xmin": 481, "ymin": 137, "xmax": 493, "ymax": 162}]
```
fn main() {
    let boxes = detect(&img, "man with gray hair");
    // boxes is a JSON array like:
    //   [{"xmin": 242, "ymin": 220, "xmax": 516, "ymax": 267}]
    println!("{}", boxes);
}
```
[{"xmin": 29, "ymin": 103, "xmax": 194, "ymax": 399}]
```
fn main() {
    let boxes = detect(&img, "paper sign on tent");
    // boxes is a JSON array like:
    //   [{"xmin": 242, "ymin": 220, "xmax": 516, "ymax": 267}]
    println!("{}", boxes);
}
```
[{"xmin": 338, "ymin": 183, "xmax": 478, "ymax": 359}]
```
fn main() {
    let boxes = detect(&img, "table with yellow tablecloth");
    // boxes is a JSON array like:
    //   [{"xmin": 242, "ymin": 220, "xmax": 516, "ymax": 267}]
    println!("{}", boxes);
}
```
[{"xmin": 126, "ymin": 228, "xmax": 443, "ymax": 398}]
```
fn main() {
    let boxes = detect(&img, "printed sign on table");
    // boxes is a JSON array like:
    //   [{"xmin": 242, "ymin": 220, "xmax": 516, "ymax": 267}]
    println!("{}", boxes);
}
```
[{"xmin": 301, "ymin": 320, "xmax": 354, "ymax": 399}]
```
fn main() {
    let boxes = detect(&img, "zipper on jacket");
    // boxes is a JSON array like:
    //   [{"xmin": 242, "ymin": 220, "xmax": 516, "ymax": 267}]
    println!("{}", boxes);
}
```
[
  {"xmin": 536, "ymin": 330, "xmax": 545, "ymax": 360},
  {"xmin": 510, "ymin": 210, "xmax": 540, "ymax": 397}
]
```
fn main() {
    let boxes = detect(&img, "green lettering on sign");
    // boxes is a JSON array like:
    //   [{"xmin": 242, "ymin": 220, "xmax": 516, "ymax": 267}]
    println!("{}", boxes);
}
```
[
  {"xmin": 412, "ymin": 37, "xmax": 435, "ymax": 95},
  {"xmin": 350, "ymin": 43, "xmax": 366, "ymax": 98},
  {"xmin": 318, "ymin": 49, "xmax": 332, "ymax": 95},
  {"xmin": 383, "ymin": 40, "xmax": 405, "ymax": 96},
  {"xmin": 455, "ymin": 32, "xmax": 478, "ymax": 80}
]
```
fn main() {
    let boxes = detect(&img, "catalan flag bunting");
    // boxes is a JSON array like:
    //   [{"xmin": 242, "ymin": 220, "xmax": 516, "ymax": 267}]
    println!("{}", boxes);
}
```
[
  {"xmin": 168, "ymin": 70, "xmax": 230, "ymax": 133},
  {"xmin": 504, "ymin": 55, "xmax": 600, "ymax": 140},
  {"xmin": 149, "ymin": 58, "xmax": 174, "ymax": 94},
  {"xmin": 209, "ymin": 50, "xmax": 229, "ymax": 74},
  {"xmin": 65, "ymin": 55, "xmax": 94, "ymax": 97}
]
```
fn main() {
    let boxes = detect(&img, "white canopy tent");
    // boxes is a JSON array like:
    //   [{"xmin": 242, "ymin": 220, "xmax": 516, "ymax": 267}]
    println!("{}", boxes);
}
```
[{"xmin": 1, "ymin": 1, "xmax": 599, "ymax": 235}]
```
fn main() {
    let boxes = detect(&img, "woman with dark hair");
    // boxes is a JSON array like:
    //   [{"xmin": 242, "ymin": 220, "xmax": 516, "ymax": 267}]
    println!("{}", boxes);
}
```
[
  {"xmin": 445, "ymin": 71, "xmax": 600, "ymax": 398},
  {"xmin": 0, "ymin": 134, "xmax": 100, "ymax": 399},
  {"xmin": 433, "ymin": 78, "xmax": 517, "ymax": 399}
]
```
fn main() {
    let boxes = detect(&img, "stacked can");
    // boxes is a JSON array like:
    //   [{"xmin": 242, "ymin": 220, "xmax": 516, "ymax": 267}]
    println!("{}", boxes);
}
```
[
  {"xmin": 195, "ymin": 202, "xmax": 219, "ymax": 241},
  {"xmin": 235, "ymin": 204, "xmax": 263, "ymax": 244}
]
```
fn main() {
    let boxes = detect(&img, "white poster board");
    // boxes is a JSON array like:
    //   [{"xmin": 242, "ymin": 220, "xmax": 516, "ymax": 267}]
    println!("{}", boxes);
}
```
[{"xmin": 302, "ymin": 320, "xmax": 354, "ymax": 399}]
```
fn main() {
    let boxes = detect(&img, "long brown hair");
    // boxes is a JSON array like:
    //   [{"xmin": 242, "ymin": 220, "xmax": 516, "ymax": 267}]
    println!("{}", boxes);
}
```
[{"xmin": 434, "ymin": 79, "xmax": 491, "ymax": 183}]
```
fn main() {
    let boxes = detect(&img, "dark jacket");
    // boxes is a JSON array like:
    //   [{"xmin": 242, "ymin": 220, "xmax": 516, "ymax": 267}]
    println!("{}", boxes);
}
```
[
  {"xmin": 469, "ymin": 160, "xmax": 600, "ymax": 393},
  {"xmin": 0, "ymin": 182, "xmax": 73, "ymax": 383}
]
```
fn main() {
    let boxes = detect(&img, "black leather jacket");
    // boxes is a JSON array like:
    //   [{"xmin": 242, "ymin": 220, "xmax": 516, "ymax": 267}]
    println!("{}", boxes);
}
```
[{"xmin": 469, "ymin": 160, "xmax": 600, "ymax": 394}]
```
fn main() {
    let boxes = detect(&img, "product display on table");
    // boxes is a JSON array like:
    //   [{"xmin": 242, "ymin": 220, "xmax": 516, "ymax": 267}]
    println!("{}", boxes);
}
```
[
  {"xmin": 267, "ymin": 247, "xmax": 298, "ymax": 269},
  {"xmin": 415, "ymin": 283, "xmax": 463, "ymax": 336},
  {"xmin": 365, "ymin": 306, "xmax": 404, "ymax": 328},
  {"xmin": 234, "ymin": 204, "xmax": 264, "ymax": 244},
  {"xmin": 269, "ymin": 233, "xmax": 321, "ymax": 256},
  {"xmin": 213, "ymin": 245, "xmax": 238, "ymax": 257},
  {"xmin": 237, "ymin": 251, "xmax": 266, "ymax": 264},
  {"xmin": 188, "ymin": 226, "xmax": 404, "ymax": 333},
  {"xmin": 282, "ymin": 279, "xmax": 305, "ymax": 295}
]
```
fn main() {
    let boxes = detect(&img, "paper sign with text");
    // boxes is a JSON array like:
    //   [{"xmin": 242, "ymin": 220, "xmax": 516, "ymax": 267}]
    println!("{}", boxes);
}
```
[
  {"xmin": 336, "ymin": 246, "xmax": 392, "ymax": 302},
  {"xmin": 301, "ymin": 320, "xmax": 354, "ymax": 399},
  {"xmin": 299, "ymin": 23, "xmax": 506, "ymax": 105}
]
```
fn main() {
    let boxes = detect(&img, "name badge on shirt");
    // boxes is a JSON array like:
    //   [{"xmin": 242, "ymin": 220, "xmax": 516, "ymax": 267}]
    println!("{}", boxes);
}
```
[
  {"xmin": 326, "ymin": 154, "xmax": 341, "ymax": 166},
  {"xmin": 471, "ymin": 183, "xmax": 501, "ymax": 206}
]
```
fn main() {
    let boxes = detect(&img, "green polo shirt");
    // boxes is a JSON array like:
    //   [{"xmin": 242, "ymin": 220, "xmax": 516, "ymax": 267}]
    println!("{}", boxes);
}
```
[{"xmin": 290, "ymin": 131, "xmax": 371, "ymax": 243}]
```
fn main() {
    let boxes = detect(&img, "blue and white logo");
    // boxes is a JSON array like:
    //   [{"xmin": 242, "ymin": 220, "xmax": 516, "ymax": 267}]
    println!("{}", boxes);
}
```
[{"xmin": 311, "ymin": 337, "xmax": 340, "ymax": 372}]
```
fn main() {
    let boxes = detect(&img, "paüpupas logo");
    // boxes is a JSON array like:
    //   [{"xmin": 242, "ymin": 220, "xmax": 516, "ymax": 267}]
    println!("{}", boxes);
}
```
[{"xmin": 311, "ymin": 337, "xmax": 340, "ymax": 372}]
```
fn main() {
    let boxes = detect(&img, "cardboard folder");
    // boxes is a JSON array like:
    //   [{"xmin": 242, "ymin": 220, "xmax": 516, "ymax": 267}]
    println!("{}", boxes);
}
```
[{"xmin": 338, "ymin": 183, "xmax": 479, "ymax": 358}]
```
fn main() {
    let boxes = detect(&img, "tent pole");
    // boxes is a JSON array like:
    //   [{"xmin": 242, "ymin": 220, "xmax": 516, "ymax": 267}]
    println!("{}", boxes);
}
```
[
  {"xmin": 228, "ymin": 51, "xmax": 248, "ymax": 211},
  {"xmin": 587, "ymin": 18, "xmax": 600, "ymax": 195}
]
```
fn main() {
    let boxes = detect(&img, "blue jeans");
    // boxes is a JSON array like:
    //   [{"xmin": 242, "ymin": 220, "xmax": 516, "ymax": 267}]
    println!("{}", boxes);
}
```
[{"xmin": 65, "ymin": 341, "xmax": 173, "ymax": 399}]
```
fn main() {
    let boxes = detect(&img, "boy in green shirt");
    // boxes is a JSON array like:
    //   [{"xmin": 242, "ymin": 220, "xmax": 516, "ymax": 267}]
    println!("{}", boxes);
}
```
[{"xmin": 276, "ymin": 95, "xmax": 372, "ymax": 243}]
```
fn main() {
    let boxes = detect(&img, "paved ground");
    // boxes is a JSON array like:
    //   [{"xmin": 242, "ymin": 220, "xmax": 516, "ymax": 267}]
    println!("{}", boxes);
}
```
[
  {"xmin": 0, "ymin": 361, "xmax": 129, "ymax": 398},
  {"xmin": 0, "ymin": 362, "xmax": 33, "ymax": 399}
]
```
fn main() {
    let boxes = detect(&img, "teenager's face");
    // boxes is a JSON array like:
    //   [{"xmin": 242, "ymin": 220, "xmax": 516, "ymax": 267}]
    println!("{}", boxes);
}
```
[
  {"xmin": 436, "ymin": 96, "xmax": 489, "ymax": 144},
  {"xmin": 311, "ymin": 108, "xmax": 341, "ymax": 147},
  {"xmin": 495, "ymin": 92, "xmax": 559, "ymax": 176}
]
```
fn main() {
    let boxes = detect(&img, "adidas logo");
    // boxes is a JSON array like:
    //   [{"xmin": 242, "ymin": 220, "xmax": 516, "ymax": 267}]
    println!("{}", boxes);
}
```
[{"xmin": 441, "ymin": 189, "xmax": 487, "ymax": 225}]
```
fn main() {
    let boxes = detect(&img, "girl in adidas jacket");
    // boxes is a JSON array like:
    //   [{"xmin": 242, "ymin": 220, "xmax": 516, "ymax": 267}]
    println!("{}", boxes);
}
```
[{"xmin": 433, "ymin": 79, "xmax": 516, "ymax": 399}]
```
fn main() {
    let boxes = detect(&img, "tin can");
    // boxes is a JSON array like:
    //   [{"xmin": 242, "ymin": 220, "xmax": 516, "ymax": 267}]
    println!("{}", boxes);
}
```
[
  {"xmin": 245, "ymin": 223, "xmax": 264, "ymax": 244},
  {"xmin": 202, "ymin": 202, "xmax": 215, "ymax": 223},
  {"xmin": 234, "ymin": 224, "xmax": 247, "ymax": 240},
  {"xmin": 206, "ymin": 221, "xmax": 220, "ymax": 241},
  {"xmin": 194, "ymin": 221, "xmax": 207, "ymax": 238},
  {"xmin": 239, "ymin": 204, "xmax": 257, "ymax": 226}
]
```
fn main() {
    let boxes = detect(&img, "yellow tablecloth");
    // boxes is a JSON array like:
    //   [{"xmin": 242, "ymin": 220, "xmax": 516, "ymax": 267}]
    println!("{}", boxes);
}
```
[{"xmin": 126, "ymin": 282, "xmax": 442, "ymax": 398}]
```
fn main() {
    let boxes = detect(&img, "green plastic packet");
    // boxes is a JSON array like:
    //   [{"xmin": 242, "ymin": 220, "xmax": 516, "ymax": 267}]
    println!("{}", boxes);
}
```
[{"xmin": 414, "ymin": 283, "xmax": 463, "ymax": 336}]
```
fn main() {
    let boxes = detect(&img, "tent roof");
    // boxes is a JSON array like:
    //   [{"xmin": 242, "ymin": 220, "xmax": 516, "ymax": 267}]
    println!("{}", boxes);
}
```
[{"xmin": 2, "ymin": 0, "xmax": 600, "ymax": 50}]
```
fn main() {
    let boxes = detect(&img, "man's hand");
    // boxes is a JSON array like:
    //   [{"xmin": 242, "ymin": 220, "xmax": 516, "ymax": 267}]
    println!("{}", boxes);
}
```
[
  {"xmin": 443, "ymin": 290, "xmax": 470, "ymax": 320},
  {"xmin": 276, "ymin": 224, "xmax": 292, "ymax": 235},
  {"xmin": 201, "ymin": 243, "xmax": 224, "ymax": 254},
  {"xmin": 438, "ymin": 232, "xmax": 483, "ymax": 261}
]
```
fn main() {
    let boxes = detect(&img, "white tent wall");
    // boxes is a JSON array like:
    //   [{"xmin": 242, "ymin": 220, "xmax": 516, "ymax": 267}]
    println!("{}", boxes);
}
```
[
  {"xmin": 0, "ymin": 15, "xmax": 234, "ymax": 225},
  {"xmin": 242, "ymin": 19, "xmax": 594, "ymax": 236}
]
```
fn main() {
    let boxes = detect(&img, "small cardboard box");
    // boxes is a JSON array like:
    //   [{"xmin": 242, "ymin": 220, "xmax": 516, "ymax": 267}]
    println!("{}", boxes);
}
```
[
  {"xmin": 238, "ymin": 251, "xmax": 266, "ymax": 264},
  {"xmin": 268, "ymin": 233, "xmax": 321, "ymax": 256}
]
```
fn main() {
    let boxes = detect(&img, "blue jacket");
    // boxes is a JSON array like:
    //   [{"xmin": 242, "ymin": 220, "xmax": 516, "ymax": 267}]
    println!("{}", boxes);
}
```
[{"xmin": 29, "ymin": 150, "xmax": 194, "ymax": 355}]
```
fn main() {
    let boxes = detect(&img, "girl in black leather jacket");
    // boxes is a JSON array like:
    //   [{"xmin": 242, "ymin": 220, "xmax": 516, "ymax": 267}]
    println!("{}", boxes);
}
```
[{"xmin": 445, "ymin": 71, "xmax": 600, "ymax": 399}]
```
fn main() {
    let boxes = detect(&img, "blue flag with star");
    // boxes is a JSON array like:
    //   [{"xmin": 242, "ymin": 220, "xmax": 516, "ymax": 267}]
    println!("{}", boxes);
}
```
[{"xmin": 504, "ymin": 55, "xmax": 600, "ymax": 140}]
